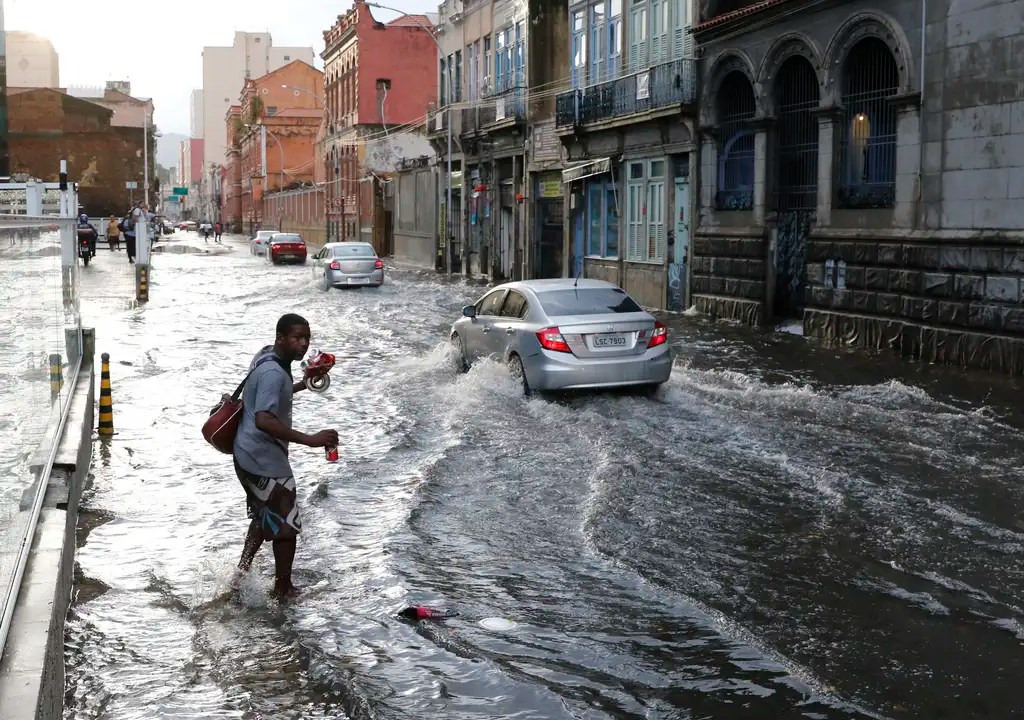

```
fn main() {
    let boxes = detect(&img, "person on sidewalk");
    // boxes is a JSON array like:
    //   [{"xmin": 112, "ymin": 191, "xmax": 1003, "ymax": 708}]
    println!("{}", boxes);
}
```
[
  {"xmin": 121, "ymin": 207, "xmax": 137, "ymax": 263},
  {"xmin": 214, "ymin": 221, "xmax": 223, "ymax": 243},
  {"xmin": 232, "ymin": 313, "xmax": 338, "ymax": 598},
  {"xmin": 107, "ymin": 215, "xmax": 121, "ymax": 251}
]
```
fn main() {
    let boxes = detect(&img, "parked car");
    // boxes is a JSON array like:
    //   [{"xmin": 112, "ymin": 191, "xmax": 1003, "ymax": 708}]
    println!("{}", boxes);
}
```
[
  {"xmin": 250, "ymin": 230, "xmax": 277, "ymax": 256},
  {"xmin": 449, "ymin": 279, "xmax": 672, "ymax": 393},
  {"xmin": 311, "ymin": 242, "xmax": 384, "ymax": 289},
  {"xmin": 266, "ymin": 233, "xmax": 307, "ymax": 265},
  {"xmin": 178, "ymin": 220, "xmax": 197, "ymax": 232}
]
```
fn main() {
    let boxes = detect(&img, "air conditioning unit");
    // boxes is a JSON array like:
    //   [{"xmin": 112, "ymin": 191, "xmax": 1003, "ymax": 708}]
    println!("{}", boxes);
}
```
[
  {"xmin": 495, "ymin": 98, "xmax": 506, "ymax": 121},
  {"xmin": 433, "ymin": 111, "xmax": 444, "ymax": 131}
]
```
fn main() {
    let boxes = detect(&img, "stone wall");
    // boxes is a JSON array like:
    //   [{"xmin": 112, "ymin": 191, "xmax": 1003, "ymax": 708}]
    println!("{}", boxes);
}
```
[
  {"xmin": 691, "ymin": 227, "xmax": 767, "ymax": 324},
  {"xmin": 804, "ymin": 231, "xmax": 1024, "ymax": 371}
]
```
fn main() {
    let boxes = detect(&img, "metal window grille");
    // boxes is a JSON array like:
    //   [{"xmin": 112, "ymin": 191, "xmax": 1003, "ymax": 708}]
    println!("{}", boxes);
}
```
[
  {"xmin": 715, "ymin": 71, "xmax": 756, "ymax": 211},
  {"xmin": 773, "ymin": 56, "xmax": 820, "ymax": 211},
  {"xmin": 838, "ymin": 38, "xmax": 899, "ymax": 209}
]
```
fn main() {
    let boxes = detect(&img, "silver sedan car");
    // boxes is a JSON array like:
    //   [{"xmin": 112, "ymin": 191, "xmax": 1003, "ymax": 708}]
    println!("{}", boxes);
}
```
[
  {"xmin": 311, "ymin": 241, "xmax": 385, "ymax": 289},
  {"xmin": 449, "ymin": 279, "xmax": 672, "ymax": 393}
]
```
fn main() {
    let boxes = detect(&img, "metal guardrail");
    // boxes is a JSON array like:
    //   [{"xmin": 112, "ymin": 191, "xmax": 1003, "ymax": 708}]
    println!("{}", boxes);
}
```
[
  {"xmin": 0, "ymin": 178, "xmax": 83, "ymax": 661},
  {"xmin": 555, "ymin": 58, "xmax": 698, "ymax": 128}
]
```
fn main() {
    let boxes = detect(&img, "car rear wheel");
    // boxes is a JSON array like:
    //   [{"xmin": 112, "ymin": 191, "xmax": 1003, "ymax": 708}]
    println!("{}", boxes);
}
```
[
  {"xmin": 322, "ymin": 272, "xmax": 331, "ymax": 291},
  {"xmin": 508, "ymin": 353, "xmax": 530, "ymax": 395},
  {"xmin": 451, "ymin": 334, "xmax": 468, "ymax": 373}
]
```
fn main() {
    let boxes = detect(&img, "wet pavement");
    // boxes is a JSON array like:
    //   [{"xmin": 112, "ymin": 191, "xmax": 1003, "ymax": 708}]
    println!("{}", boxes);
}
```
[{"xmin": 64, "ymin": 233, "xmax": 1024, "ymax": 719}]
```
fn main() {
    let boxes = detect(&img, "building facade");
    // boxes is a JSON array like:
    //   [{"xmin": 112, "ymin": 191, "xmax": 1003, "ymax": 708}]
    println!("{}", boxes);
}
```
[
  {"xmin": 229, "ymin": 61, "xmax": 324, "ymax": 234},
  {"xmin": 321, "ymin": 0, "xmax": 438, "ymax": 256},
  {"xmin": 6, "ymin": 31, "xmax": 58, "ymax": 88},
  {"xmin": 190, "ymin": 89, "xmax": 204, "ymax": 138},
  {"xmin": 7, "ymin": 88, "xmax": 145, "ymax": 214},
  {"xmin": 200, "ymin": 32, "xmax": 315, "ymax": 211},
  {"xmin": 554, "ymin": 0, "xmax": 697, "ymax": 309},
  {"xmin": 692, "ymin": 0, "xmax": 1024, "ymax": 372}
]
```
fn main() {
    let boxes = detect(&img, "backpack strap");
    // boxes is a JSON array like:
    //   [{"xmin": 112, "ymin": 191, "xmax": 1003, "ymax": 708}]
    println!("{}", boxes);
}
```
[{"xmin": 230, "ymin": 355, "xmax": 289, "ymax": 400}]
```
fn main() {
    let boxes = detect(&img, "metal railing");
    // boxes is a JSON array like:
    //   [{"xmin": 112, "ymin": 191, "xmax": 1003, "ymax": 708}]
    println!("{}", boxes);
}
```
[
  {"xmin": 555, "ymin": 58, "xmax": 698, "ymax": 128},
  {"xmin": 0, "ymin": 175, "xmax": 83, "ymax": 661}
]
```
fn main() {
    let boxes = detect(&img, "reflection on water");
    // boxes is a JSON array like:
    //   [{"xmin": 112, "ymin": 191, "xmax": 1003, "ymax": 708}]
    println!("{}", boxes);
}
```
[{"xmin": 65, "ymin": 238, "xmax": 1024, "ymax": 719}]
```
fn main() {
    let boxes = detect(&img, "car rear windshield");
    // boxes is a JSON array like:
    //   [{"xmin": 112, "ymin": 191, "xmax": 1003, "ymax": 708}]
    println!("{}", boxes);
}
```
[
  {"xmin": 274, "ymin": 235, "xmax": 302, "ymax": 243},
  {"xmin": 536, "ymin": 288, "xmax": 644, "ymax": 316},
  {"xmin": 332, "ymin": 244, "xmax": 375, "ymax": 257}
]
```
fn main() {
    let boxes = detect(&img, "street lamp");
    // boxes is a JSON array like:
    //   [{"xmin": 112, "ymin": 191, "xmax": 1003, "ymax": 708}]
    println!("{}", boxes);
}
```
[
  {"xmin": 143, "ymin": 108, "xmax": 161, "ymax": 207},
  {"xmin": 365, "ymin": 2, "xmax": 453, "ymax": 277}
]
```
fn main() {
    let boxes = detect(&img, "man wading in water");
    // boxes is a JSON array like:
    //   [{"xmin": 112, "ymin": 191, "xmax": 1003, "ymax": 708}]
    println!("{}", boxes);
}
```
[{"xmin": 233, "ymin": 313, "xmax": 338, "ymax": 597}]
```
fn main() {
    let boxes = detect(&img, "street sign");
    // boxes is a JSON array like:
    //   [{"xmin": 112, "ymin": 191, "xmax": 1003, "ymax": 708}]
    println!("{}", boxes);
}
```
[
  {"xmin": 173, "ymin": 187, "xmax": 189, "ymax": 196},
  {"xmin": 125, "ymin": 181, "xmax": 138, "ymax": 189},
  {"xmin": 165, "ymin": 196, "xmax": 180, "ymax": 202}
]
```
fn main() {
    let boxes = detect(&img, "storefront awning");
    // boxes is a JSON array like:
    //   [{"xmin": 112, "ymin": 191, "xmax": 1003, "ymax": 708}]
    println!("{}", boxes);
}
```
[{"xmin": 561, "ymin": 158, "xmax": 611, "ymax": 184}]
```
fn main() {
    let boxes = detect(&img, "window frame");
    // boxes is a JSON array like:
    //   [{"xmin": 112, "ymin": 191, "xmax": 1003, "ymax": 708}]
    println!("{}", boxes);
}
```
[
  {"xmin": 477, "ymin": 289, "xmax": 508, "ymax": 316},
  {"xmin": 499, "ymin": 290, "xmax": 529, "ymax": 318},
  {"xmin": 624, "ymin": 158, "xmax": 667, "ymax": 265}
]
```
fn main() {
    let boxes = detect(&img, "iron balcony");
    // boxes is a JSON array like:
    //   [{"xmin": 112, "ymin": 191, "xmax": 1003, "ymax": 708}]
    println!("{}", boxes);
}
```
[{"xmin": 556, "ymin": 58, "xmax": 698, "ymax": 129}]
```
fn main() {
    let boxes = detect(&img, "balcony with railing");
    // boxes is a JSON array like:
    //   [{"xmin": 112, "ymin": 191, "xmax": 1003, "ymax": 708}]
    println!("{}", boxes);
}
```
[
  {"xmin": 555, "ymin": 58, "xmax": 698, "ymax": 129},
  {"xmin": 481, "ymin": 76, "xmax": 527, "ymax": 128},
  {"xmin": 426, "ymin": 101, "xmax": 448, "ymax": 137}
]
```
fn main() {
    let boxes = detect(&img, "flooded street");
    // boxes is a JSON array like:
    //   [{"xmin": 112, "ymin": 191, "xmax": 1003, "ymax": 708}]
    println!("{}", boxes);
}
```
[{"xmin": 65, "ymin": 235, "xmax": 1024, "ymax": 720}]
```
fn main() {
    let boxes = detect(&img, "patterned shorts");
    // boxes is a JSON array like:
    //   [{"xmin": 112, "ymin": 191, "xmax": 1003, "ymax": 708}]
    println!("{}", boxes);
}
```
[{"xmin": 233, "ymin": 458, "xmax": 302, "ymax": 540}]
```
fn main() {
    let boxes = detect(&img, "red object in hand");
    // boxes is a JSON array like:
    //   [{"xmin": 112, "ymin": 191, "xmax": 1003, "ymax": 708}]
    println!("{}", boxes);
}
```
[
  {"xmin": 326, "ymin": 445, "xmax": 339, "ymax": 462},
  {"xmin": 303, "ymin": 351, "xmax": 335, "ymax": 379}
]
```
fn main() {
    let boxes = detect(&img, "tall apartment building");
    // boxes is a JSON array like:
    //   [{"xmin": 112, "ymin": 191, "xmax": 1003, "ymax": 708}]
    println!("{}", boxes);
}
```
[
  {"xmin": 321, "ymin": 1, "xmax": 437, "ymax": 254},
  {"xmin": 190, "ymin": 89, "xmax": 204, "ymax": 137},
  {"xmin": 6, "ymin": 31, "xmax": 59, "ymax": 88},
  {"xmin": 201, "ymin": 33, "xmax": 314, "ymax": 174}
]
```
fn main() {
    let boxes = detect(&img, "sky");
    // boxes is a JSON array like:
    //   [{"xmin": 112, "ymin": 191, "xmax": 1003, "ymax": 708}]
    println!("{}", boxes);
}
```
[{"xmin": 5, "ymin": 0, "xmax": 434, "ymax": 136}]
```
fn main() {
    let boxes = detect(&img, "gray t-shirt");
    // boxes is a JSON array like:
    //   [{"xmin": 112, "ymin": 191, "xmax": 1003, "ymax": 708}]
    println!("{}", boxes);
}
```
[{"xmin": 233, "ymin": 346, "xmax": 294, "ymax": 478}]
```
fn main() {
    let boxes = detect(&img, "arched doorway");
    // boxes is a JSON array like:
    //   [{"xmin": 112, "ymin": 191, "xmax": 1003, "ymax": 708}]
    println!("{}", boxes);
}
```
[{"xmin": 773, "ymin": 55, "xmax": 820, "ymax": 318}]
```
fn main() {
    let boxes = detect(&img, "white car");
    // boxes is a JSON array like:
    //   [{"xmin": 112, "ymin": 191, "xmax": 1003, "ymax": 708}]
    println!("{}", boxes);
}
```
[{"xmin": 250, "ymin": 230, "xmax": 276, "ymax": 256}]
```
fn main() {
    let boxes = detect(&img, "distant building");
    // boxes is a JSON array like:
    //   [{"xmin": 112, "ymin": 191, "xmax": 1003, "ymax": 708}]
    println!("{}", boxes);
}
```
[
  {"xmin": 6, "ymin": 31, "xmax": 58, "ymax": 88},
  {"xmin": 190, "ymin": 89, "xmax": 204, "ymax": 137},
  {"xmin": 6, "ymin": 88, "xmax": 145, "ymax": 214},
  {"xmin": 201, "ymin": 32, "xmax": 315, "ymax": 173},
  {"xmin": 321, "ymin": 0, "xmax": 437, "ymax": 255},
  {"xmin": 222, "ymin": 60, "xmax": 324, "ymax": 233}
]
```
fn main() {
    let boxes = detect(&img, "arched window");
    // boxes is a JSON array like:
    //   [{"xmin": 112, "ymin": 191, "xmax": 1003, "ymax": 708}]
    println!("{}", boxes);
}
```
[
  {"xmin": 838, "ymin": 38, "xmax": 899, "ymax": 208},
  {"xmin": 773, "ymin": 55, "xmax": 819, "ymax": 211},
  {"xmin": 715, "ymin": 71, "xmax": 756, "ymax": 210}
]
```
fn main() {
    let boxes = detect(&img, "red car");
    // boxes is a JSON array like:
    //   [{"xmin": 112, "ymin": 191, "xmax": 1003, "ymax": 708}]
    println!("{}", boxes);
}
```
[{"xmin": 267, "ymin": 233, "xmax": 307, "ymax": 265}]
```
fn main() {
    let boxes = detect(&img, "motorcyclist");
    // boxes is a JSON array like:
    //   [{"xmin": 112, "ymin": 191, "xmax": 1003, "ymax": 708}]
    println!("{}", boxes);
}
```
[{"xmin": 76, "ymin": 213, "xmax": 98, "ymax": 258}]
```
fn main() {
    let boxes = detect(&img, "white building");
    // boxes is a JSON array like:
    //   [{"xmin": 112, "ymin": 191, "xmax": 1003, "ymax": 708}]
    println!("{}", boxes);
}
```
[
  {"xmin": 200, "ymin": 32, "xmax": 314, "ymax": 172},
  {"xmin": 6, "ymin": 30, "xmax": 58, "ymax": 88},
  {"xmin": 190, "ymin": 89, "xmax": 203, "ymax": 138}
]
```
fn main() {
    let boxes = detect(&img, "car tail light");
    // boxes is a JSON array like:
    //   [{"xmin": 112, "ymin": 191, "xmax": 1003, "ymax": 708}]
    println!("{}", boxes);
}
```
[
  {"xmin": 374, "ymin": 259, "xmax": 384, "ymax": 270},
  {"xmin": 329, "ymin": 261, "xmax": 340, "ymax": 270},
  {"xmin": 537, "ymin": 327, "xmax": 571, "ymax": 353},
  {"xmin": 647, "ymin": 321, "xmax": 668, "ymax": 348}
]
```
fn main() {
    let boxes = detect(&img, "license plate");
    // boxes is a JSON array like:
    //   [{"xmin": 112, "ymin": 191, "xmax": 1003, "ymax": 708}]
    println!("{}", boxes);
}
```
[
  {"xmin": 593, "ymin": 334, "xmax": 628, "ymax": 348},
  {"xmin": 347, "ymin": 277, "xmax": 368, "ymax": 284}
]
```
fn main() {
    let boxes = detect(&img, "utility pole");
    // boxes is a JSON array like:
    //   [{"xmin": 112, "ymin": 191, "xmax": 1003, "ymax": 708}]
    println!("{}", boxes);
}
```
[{"xmin": 143, "ymin": 109, "xmax": 149, "ymax": 206}]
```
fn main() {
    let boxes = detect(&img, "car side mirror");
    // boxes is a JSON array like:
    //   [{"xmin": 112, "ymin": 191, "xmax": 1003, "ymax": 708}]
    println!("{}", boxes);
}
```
[{"xmin": 462, "ymin": 305, "xmax": 477, "ymax": 319}]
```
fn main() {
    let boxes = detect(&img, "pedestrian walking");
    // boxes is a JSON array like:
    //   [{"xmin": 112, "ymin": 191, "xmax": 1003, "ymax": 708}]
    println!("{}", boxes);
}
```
[
  {"xmin": 122, "ymin": 207, "xmax": 137, "ymax": 263},
  {"xmin": 107, "ymin": 215, "xmax": 121, "ymax": 251},
  {"xmin": 215, "ymin": 221, "xmax": 222, "ymax": 243},
  {"xmin": 233, "ymin": 313, "xmax": 338, "ymax": 598}
]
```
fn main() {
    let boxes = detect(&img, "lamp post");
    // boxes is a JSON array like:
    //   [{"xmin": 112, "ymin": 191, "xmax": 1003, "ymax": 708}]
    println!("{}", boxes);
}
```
[
  {"xmin": 143, "ymin": 106, "xmax": 161, "ymax": 207},
  {"xmin": 365, "ymin": 2, "xmax": 452, "ymax": 277}
]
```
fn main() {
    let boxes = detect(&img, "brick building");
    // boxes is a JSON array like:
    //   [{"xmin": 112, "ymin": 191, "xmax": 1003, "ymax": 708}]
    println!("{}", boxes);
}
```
[
  {"xmin": 692, "ymin": 0, "xmax": 1024, "ymax": 373},
  {"xmin": 322, "ymin": 0, "xmax": 437, "ymax": 255},
  {"xmin": 7, "ymin": 88, "xmax": 145, "ymax": 215}
]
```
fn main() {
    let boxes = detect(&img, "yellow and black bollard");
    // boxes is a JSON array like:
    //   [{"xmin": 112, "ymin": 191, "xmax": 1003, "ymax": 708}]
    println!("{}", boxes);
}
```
[
  {"xmin": 98, "ymin": 352, "xmax": 114, "ymax": 436},
  {"xmin": 136, "ymin": 264, "xmax": 149, "ymax": 303},
  {"xmin": 49, "ymin": 353, "xmax": 62, "ymax": 400}
]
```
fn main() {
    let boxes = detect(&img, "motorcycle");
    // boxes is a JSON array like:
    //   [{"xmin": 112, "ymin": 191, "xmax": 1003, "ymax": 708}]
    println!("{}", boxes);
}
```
[{"xmin": 79, "ymin": 235, "xmax": 92, "ymax": 266}]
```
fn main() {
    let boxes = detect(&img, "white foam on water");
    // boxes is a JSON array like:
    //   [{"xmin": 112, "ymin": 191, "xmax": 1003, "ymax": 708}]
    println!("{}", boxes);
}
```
[{"xmin": 479, "ymin": 617, "xmax": 518, "ymax": 632}]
